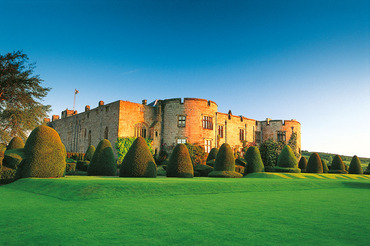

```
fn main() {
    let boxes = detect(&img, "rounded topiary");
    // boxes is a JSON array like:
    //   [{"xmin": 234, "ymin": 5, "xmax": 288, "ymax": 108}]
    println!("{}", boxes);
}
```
[
  {"xmin": 364, "ymin": 163, "xmax": 370, "ymax": 175},
  {"xmin": 321, "ymin": 159, "xmax": 329, "ymax": 173},
  {"xmin": 306, "ymin": 153, "xmax": 323, "ymax": 173},
  {"xmin": 298, "ymin": 156, "xmax": 308, "ymax": 172},
  {"xmin": 3, "ymin": 148, "xmax": 25, "ymax": 169},
  {"xmin": 167, "ymin": 144, "xmax": 194, "ymax": 178},
  {"xmin": 208, "ymin": 143, "xmax": 242, "ymax": 178},
  {"xmin": 348, "ymin": 155, "xmax": 363, "ymax": 174},
  {"xmin": 120, "ymin": 137, "xmax": 157, "ymax": 177},
  {"xmin": 21, "ymin": 125, "xmax": 66, "ymax": 178},
  {"xmin": 87, "ymin": 139, "xmax": 117, "ymax": 176},
  {"xmin": 244, "ymin": 146, "xmax": 264, "ymax": 175},
  {"xmin": 7, "ymin": 136, "xmax": 24, "ymax": 150},
  {"xmin": 84, "ymin": 145, "xmax": 95, "ymax": 161},
  {"xmin": 329, "ymin": 155, "xmax": 347, "ymax": 174},
  {"xmin": 206, "ymin": 148, "xmax": 219, "ymax": 162},
  {"xmin": 275, "ymin": 145, "xmax": 300, "ymax": 173}
]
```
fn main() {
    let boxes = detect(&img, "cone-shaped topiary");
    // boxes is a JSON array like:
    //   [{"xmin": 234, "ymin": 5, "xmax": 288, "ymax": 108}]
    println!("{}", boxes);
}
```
[
  {"xmin": 321, "ymin": 159, "xmax": 329, "ymax": 173},
  {"xmin": 244, "ymin": 146, "xmax": 264, "ymax": 175},
  {"xmin": 364, "ymin": 163, "xmax": 370, "ymax": 175},
  {"xmin": 329, "ymin": 155, "xmax": 347, "ymax": 174},
  {"xmin": 120, "ymin": 137, "xmax": 157, "ymax": 177},
  {"xmin": 87, "ymin": 139, "xmax": 117, "ymax": 176},
  {"xmin": 348, "ymin": 155, "xmax": 363, "ymax": 174},
  {"xmin": 21, "ymin": 126, "xmax": 66, "ymax": 178},
  {"xmin": 306, "ymin": 153, "xmax": 323, "ymax": 173},
  {"xmin": 7, "ymin": 136, "xmax": 24, "ymax": 150},
  {"xmin": 166, "ymin": 144, "xmax": 194, "ymax": 178},
  {"xmin": 84, "ymin": 145, "xmax": 95, "ymax": 161},
  {"xmin": 298, "ymin": 156, "xmax": 308, "ymax": 172},
  {"xmin": 275, "ymin": 145, "xmax": 300, "ymax": 173},
  {"xmin": 208, "ymin": 143, "xmax": 242, "ymax": 178},
  {"xmin": 206, "ymin": 148, "xmax": 218, "ymax": 162}
]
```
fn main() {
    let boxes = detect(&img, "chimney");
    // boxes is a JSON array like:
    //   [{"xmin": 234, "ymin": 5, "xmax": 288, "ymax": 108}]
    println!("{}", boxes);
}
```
[
  {"xmin": 85, "ymin": 105, "xmax": 90, "ymax": 112},
  {"xmin": 52, "ymin": 115, "xmax": 60, "ymax": 122},
  {"xmin": 44, "ymin": 118, "xmax": 50, "ymax": 123},
  {"xmin": 98, "ymin": 100, "xmax": 104, "ymax": 107},
  {"xmin": 266, "ymin": 118, "xmax": 271, "ymax": 125},
  {"xmin": 142, "ymin": 99, "xmax": 147, "ymax": 105}
]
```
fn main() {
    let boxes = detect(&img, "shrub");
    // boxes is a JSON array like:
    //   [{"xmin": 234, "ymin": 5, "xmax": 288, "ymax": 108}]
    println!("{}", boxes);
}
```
[
  {"xmin": 206, "ymin": 159, "xmax": 215, "ymax": 167},
  {"xmin": 244, "ymin": 146, "xmax": 264, "ymax": 175},
  {"xmin": 84, "ymin": 145, "xmax": 95, "ymax": 161},
  {"xmin": 329, "ymin": 155, "xmax": 347, "ymax": 174},
  {"xmin": 115, "ymin": 137, "xmax": 153, "ymax": 164},
  {"xmin": 76, "ymin": 160, "xmax": 89, "ymax": 171},
  {"xmin": 0, "ymin": 143, "xmax": 6, "ymax": 152},
  {"xmin": 66, "ymin": 162, "xmax": 76, "ymax": 173},
  {"xmin": 364, "ymin": 163, "xmax": 370, "ymax": 175},
  {"xmin": 321, "ymin": 159, "xmax": 329, "ymax": 173},
  {"xmin": 235, "ymin": 165, "xmax": 245, "ymax": 174},
  {"xmin": 194, "ymin": 164, "xmax": 213, "ymax": 177},
  {"xmin": 156, "ymin": 149, "xmax": 168, "ymax": 165},
  {"xmin": 120, "ymin": 137, "xmax": 157, "ymax": 177},
  {"xmin": 0, "ymin": 168, "xmax": 17, "ymax": 184},
  {"xmin": 259, "ymin": 139, "xmax": 284, "ymax": 167},
  {"xmin": 66, "ymin": 152, "xmax": 85, "ymax": 160},
  {"xmin": 156, "ymin": 166, "xmax": 167, "ymax": 176},
  {"xmin": 6, "ymin": 136, "xmax": 24, "ymax": 150},
  {"xmin": 206, "ymin": 148, "xmax": 218, "ymax": 162},
  {"xmin": 235, "ymin": 158, "xmax": 246, "ymax": 167},
  {"xmin": 348, "ymin": 155, "xmax": 363, "ymax": 174},
  {"xmin": 306, "ymin": 153, "xmax": 323, "ymax": 173},
  {"xmin": 298, "ymin": 156, "xmax": 308, "ymax": 172},
  {"xmin": 21, "ymin": 126, "xmax": 66, "ymax": 178},
  {"xmin": 185, "ymin": 143, "xmax": 207, "ymax": 167},
  {"xmin": 208, "ymin": 143, "xmax": 242, "ymax": 178},
  {"xmin": 87, "ymin": 139, "xmax": 117, "ymax": 176},
  {"xmin": 3, "ymin": 148, "xmax": 25, "ymax": 169},
  {"xmin": 275, "ymin": 145, "xmax": 300, "ymax": 173},
  {"xmin": 166, "ymin": 144, "xmax": 194, "ymax": 178}
]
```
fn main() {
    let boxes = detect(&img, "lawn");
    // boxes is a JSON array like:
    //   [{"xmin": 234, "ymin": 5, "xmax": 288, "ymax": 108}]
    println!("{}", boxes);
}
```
[{"xmin": 0, "ymin": 174, "xmax": 369, "ymax": 245}]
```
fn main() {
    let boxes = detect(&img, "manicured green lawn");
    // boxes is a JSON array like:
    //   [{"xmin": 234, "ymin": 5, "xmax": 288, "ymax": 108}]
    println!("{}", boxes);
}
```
[{"xmin": 0, "ymin": 174, "xmax": 369, "ymax": 245}]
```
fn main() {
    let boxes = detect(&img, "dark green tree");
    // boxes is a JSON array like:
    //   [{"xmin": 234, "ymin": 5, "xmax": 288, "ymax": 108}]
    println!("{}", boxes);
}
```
[
  {"xmin": 348, "ymin": 155, "xmax": 363, "ymax": 174},
  {"xmin": 287, "ymin": 132, "xmax": 300, "ymax": 159},
  {"xmin": 0, "ymin": 51, "xmax": 51, "ymax": 143},
  {"xmin": 306, "ymin": 153, "xmax": 323, "ymax": 173},
  {"xmin": 298, "ymin": 156, "xmax": 308, "ymax": 172},
  {"xmin": 275, "ymin": 145, "xmax": 300, "ymax": 173},
  {"xmin": 244, "ymin": 146, "xmax": 264, "ymax": 175},
  {"xmin": 329, "ymin": 155, "xmax": 347, "ymax": 174},
  {"xmin": 166, "ymin": 144, "xmax": 194, "ymax": 178},
  {"xmin": 208, "ymin": 143, "xmax": 243, "ymax": 178}
]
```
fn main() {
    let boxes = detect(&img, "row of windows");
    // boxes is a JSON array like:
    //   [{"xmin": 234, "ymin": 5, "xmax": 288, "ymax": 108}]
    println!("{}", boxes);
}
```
[{"xmin": 177, "ymin": 116, "xmax": 215, "ymax": 130}]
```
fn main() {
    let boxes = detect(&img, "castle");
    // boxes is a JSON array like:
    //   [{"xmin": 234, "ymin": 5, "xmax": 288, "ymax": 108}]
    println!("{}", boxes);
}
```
[{"xmin": 47, "ymin": 98, "xmax": 301, "ymax": 156}]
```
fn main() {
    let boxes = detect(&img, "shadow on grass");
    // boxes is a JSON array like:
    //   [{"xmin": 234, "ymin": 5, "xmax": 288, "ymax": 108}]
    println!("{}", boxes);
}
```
[{"xmin": 342, "ymin": 181, "xmax": 370, "ymax": 189}]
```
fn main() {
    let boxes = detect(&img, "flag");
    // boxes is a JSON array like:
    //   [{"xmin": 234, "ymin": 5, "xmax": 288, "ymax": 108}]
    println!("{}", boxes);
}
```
[{"xmin": 75, "ymin": 89, "xmax": 79, "ymax": 94}]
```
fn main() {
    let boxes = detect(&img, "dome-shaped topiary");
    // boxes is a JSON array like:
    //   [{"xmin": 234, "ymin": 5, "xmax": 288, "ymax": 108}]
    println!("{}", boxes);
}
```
[
  {"xmin": 7, "ymin": 136, "xmax": 24, "ymax": 150},
  {"xmin": 206, "ymin": 148, "xmax": 218, "ymax": 162},
  {"xmin": 321, "ymin": 159, "xmax": 329, "ymax": 173},
  {"xmin": 84, "ymin": 145, "xmax": 95, "ymax": 161},
  {"xmin": 120, "ymin": 137, "xmax": 157, "ymax": 177},
  {"xmin": 364, "ymin": 163, "xmax": 370, "ymax": 175},
  {"xmin": 208, "ymin": 143, "xmax": 242, "ymax": 178},
  {"xmin": 21, "ymin": 125, "xmax": 66, "ymax": 178},
  {"xmin": 87, "ymin": 139, "xmax": 116, "ymax": 176},
  {"xmin": 275, "ymin": 145, "xmax": 300, "ymax": 173},
  {"xmin": 306, "ymin": 153, "xmax": 323, "ymax": 173},
  {"xmin": 166, "ymin": 144, "xmax": 194, "ymax": 178},
  {"xmin": 329, "ymin": 155, "xmax": 347, "ymax": 174},
  {"xmin": 244, "ymin": 146, "xmax": 264, "ymax": 175},
  {"xmin": 298, "ymin": 156, "xmax": 308, "ymax": 172},
  {"xmin": 348, "ymin": 155, "xmax": 363, "ymax": 174},
  {"xmin": 3, "ymin": 149, "xmax": 25, "ymax": 169}
]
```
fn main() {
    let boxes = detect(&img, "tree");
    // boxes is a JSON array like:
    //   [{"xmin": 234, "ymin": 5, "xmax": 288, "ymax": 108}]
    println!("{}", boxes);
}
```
[{"xmin": 0, "ymin": 51, "xmax": 50, "ymax": 143}]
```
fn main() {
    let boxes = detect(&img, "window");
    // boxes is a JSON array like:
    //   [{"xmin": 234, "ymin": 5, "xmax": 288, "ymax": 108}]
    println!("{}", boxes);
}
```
[
  {"xmin": 239, "ymin": 129, "xmax": 245, "ymax": 141},
  {"xmin": 177, "ymin": 138, "xmax": 187, "ymax": 144},
  {"xmin": 135, "ymin": 125, "xmax": 147, "ymax": 138},
  {"xmin": 178, "ymin": 115, "xmax": 186, "ymax": 127},
  {"xmin": 104, "ymin": 127, "xmax": 109, "ymax": 139},
  {"xmin": 88, "ymin": 130, "xmax": 91, "ymax": 146},
  {"xmin": 202, "ymin": 116, "xmax": 213, "ymax": 130},
  {"xmin": 255, "ymin": 131, "xmax": 261, "ymax": 144},
  {"xmin": 277, "ymin": 131, "xmax": 286, "ymax": 142},
  {"xmin": 204, "ymin": 139, "xmax": 212, "ymax": 153},
  {"xmin": 218, "ymin": 125, "xmax": 224, "ymax": 138}
]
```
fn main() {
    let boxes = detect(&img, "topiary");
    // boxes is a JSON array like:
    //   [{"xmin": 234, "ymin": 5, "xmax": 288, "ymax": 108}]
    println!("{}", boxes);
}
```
[
  {"xmin": 348, "ymin": 155, "xmax": 363, "ymax": 174},
  {"xmin": 298, "ymin": 156, "xmax": 308, "ymax": 172},
  {"xmin": 208, "ymin": 143, "xmax": 242, "ymax": 178},
  {"xmin": 21, "ymin": 125, "xmax": 66, "ymax": 178},
  {"xmin": 166, "ymin": 144, "xmax": 194, "ymax": 178},
  {"xmin": 76, "ymin": 160, "xmax": 90, "ymax": 171},
  {"xmin": 206, "ymin": 148, "xmax": 218, "ymax": 162},
  {"xmin": 120, "ymin": 137, "xmax": 157, "ymax": 177},
  {"xmin": 329, "ymin": 155, "xmax": 347, "ymax": 174},
  {"xmin": 364, "ymin": 163, "xmax": 370, "ymax": 175},
  {"xmin": 235, "ymin": 158, "xmax": 247, "ymax": 167},
  {"xmin": 3, "ymin": 148, "xmax": 25, "ymax": 169},
  {"xmin": 306, "ymin": 153, "xmax": 323, "ymax": 173},
  {"xmin": 206, "ymin": 159, "xmax": 215, "ymax": 167},
  {"xmin": 156, "ymin": 149, "xmax": 168, "ymax": 165},
  {"xmin": 275, "ymin": 145, "xmax": 300, "ymax": 173},
  {"xmin": 87, "ymin": 139, "xmax": 117, "ymax": 176},
  {"xmin": 321, "ymin": 159, "xmax": 329, "ymax": 173},
  {"xmin": 84, "ymin": 145, "xmax": 95, "ymax": 161},
  {"xmin": 6, "ymin": 136, "xmax": 24, "ymax": 150},
  {"xmin": 244, "ymin": 146, "xmax": 264, "ymax": 175},
  {"xmin": 194, "ymin": 164, "xmax": 213, "ymax": 177}
]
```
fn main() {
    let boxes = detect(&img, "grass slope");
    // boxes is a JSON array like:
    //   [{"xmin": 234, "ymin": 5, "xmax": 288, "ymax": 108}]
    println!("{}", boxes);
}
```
[{"xmin": 0, "ymin": 176, "xmax": 369, "ymax": 245}]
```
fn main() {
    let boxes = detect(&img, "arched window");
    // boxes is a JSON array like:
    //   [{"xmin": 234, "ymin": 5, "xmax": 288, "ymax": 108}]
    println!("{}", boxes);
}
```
[
  {"xmin": 104, "ymin": 127, "xmax": 109, "ymax": 139},
  {"xmin": 134, "ymin": 123, "xmax": 147, "ymax": 138}
]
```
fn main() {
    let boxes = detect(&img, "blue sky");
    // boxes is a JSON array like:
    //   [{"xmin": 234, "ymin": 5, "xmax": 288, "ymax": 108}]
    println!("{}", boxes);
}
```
[{"xmin": 1, "ymin": 0, "xmax": 369, "ymax": 157}]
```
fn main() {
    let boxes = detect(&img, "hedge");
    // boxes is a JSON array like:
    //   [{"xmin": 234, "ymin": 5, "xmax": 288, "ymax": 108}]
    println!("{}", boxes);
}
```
[
  {"xmin": 298, "ymin": 156, "xmax": 308, "ymax": 172},
  {"xmin": 3, "ymin": 148, "xmax": 25, "ymax": 169},
  {"xmin": 66, "ymin": 152, "xmax": 85, "ymax": 161},
  {"xmin": 120, "ymin": 137, "xmax": 157, "ymax": 177},
  {"xmin": 87, "ymin": 139, "xmax": 117, "ymax": 176},
  {"xmin": 329, "ymin": 155, "xmax": 347, "ymax": 174},
  {"xmin": 321, "ymin": 159, "xmax": 329, "ymax": 173},
  {"xmin": 21, "ymin": 126, "xmax": 66, "ymax": 178},
  {"xmin": 348, "ymin": 155, "xmax": 363, "ymax": 174},
  {"xmin": 275, "ymin": 145, "xmax": 300, "ymax": 173},
  {"xmin": 306, "ymin": 153, "xmax": 323, "ymax": 173},
  {"xmin": 84, "ymin": 145, "xmax": 95, "ymax": 161},
  {"xmin": 206, "ymin": 148, "xmax": 218, "ymax": 162},
  {"xmin": 6, "ymin": 136, "xmax": 24, "ymax": 150},
  {"xmin": 76, "ymin": 160, "xmax": 90, "ymax": 171},
  {"xmin": 166, "ymin": 144, "xmax": 194, "ymax": 178},
  {"xmin": 0, "ymin": 168, "xmax": 17, "ymax": 184},
  {"xmin": 244, "ymin": 146, "xmax": 264, "ymax": 175},
  {"xmin": 194, "ymin": 164, "xmax": 213, "ymax": 177},
  {"xmin": 364, "ymin": 163, "xmax": 370, "ymax": 175},
  {"xmin": 208, "ymin": 143, "xmax": 242, "ymax": 178}
]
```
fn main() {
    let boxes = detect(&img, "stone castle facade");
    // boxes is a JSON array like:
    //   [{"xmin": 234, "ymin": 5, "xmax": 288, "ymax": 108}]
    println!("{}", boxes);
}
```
[{"xmin": 48, "ymin": 98, "xmax": 301, "ymax": 156}]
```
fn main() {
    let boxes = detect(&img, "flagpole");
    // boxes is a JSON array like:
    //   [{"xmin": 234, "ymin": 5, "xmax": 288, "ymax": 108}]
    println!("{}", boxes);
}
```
[{"xmin": 73, "ymin": 89, "xmax": 79, "ymax": 111}]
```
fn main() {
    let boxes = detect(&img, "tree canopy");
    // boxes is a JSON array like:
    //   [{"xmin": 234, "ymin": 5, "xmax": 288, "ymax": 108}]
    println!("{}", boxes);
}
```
[{"xmin": 0, "ymin": 51, "xmax": 50, "ymax": 143}]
